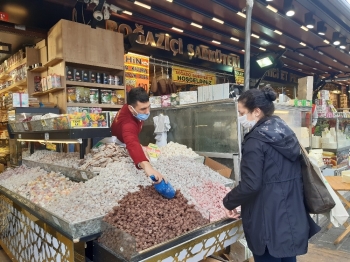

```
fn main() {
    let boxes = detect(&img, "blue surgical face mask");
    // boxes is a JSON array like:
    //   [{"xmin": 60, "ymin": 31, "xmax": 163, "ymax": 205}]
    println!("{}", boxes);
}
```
[{"xmin": 131, "ymin": 106, "xmax": 150, "ymax": 121}]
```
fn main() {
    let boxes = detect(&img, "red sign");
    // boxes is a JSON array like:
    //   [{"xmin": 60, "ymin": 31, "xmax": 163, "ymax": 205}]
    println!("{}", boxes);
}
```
[{"xmin": 0, "ymin": 12, "xmax": 9, "ymax": 22}]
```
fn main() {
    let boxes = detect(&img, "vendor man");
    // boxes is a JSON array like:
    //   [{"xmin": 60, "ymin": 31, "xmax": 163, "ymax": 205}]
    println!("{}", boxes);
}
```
[{"xmin": 111, "ymin": 87, "xmax": 165, "ymax": 183}]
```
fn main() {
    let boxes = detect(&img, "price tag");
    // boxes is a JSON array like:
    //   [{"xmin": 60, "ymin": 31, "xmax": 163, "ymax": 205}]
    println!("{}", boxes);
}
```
[
  {"xmin": 23, "ymin": 122, "xmax": 29, "ymax": 131},
  {"xmin": 41, "ymin": 119, "xmax": 47, "ymax": 127},
  {"xmin": 70, "ymin": 119, "xmax": 83, "ymax": 128},
  {"xmin": 18, "ymin": 134, "xmax": 21, "ymax": 139},
  {"xmin": 45, "ymin": 133, "xmax": 49, "ymax": 140}
]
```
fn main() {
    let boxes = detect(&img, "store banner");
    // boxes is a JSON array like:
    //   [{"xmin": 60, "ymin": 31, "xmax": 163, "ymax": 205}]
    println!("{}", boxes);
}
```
[
  {"xmin": 172, "ymin": 66, "xmax": 216, "ymax": 86},
  {"xmin": 124, "ymin": 53, "xmax": 149, "ymax": 93},
  {"xmin": 234, "ymin": 68, "xmax": 244, "ymax": 85}
]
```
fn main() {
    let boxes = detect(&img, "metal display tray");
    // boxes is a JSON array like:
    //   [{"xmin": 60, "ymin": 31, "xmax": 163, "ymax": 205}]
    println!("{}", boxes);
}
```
[
  {"xmin": 22, "ymin": 159, "xmax": 97, "ymax": 182},
  {"xmin": 0, "ymin": 185, "xmax": 103, "ymax": 241}
]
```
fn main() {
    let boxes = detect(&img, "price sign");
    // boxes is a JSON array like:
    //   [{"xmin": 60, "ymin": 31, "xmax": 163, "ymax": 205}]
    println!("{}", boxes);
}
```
[
  {"xmin": 45, "ymin": 133, "xmax": 49, "ymax": 140},
  {"xmin": 70, "ymin": 119, "xmax": 83, "ymax": 128},
  {"xmin": 23, "ymin": 122, "xmax": 29, "ymax": 131},
  {"xmin": 41, "ymin": 119, "xmax": 47, "ymax": 127}
]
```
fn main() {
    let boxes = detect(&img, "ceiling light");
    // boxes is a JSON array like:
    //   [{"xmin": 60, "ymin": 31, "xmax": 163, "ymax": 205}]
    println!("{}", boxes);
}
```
[
  {"xmin": 237, "ymin": 12, "xmax": 246, "ymax": 18},
  {"xmin": 324, "ymin": 39, "xmax": 330, "ymax": 44},
  {"xmin": 242, "ymin": 49, "xmax": 245, "ymax": 52},
  {"xmin": 279, "ymin": 45, "xmax": 286, "ymax": 49},
  {"xmin": 256, "ymin": 56, "xmax": 274, "ymax": 68},
  {"xmin": 300, "ymin": 42, "xmax": 306, "ymax": 46},
  {"xmin": 266, "ymin": 5, "xmax": 278, "ymax": 13},
  {"xmin": 329, "ymin": 66, "xmax": 332, "ymax": 69},
  {"xmin": 299, "ymin": 62, "xmax": 303, "ymax": 65},
  {"xmin": 122, "ymin": 10, "xmax": 133, "ymax": 15},
  {"xmin": 333, "ymin": 59, "xmax": 337, "ymax": 62},
  {"xmin": 345, "ymin": 65, "xmax": 349, "ymax": 68},
  {"xmin": 317, "ymin": 21, "xmax": 327, "ymax": 35},
  {"xmin": 339, "ymin": 37, "xmax": 347, "ymax": 49},
  {"xmin": 274, "ymin": 30, "xmax": 283, "ymax": 35},
  {"xmin": 318, "ymin": 51, "xmax": 324, "ymax": 55},
  {"xmin": 332, "ymin": 32, "xmax": 341, "ymax": 45},
  {"xmin": 313, "ymin": 68, "xmax": 317, "ymax": 70},
  {"xmin": 212, "ymin": 17, "xmax": 224, "ymax": 24},
  {"xmin": 134, "ymin": 1, "xmax": 151, "ymax": 9},
  {"xmin": 259, "ymin": 47, "xmax": 267, "ymax": 51},
  {"xmin": 166, "ymin": 0, "xmax": 173, "ymax": 2},
  {"xmin": 284, "ymin": 0, "xmax": 295, "ymax": 17},
  {"xmin": 230, "ymin": 37, "xmax": 239, "ymax": 42},
  {"xmin": 298, "ymin": 69, "xmax": 302, "ymax": 71},
  {"xmin": 171, "ymin": 27, "xmax": 183, "ymax": 32},
  {"xmin": 300, "ymin": 26, "xmax": 309, "ymax": 31},
  {"xmin": 315, "ymin": 61, "xmax": 320, "ymax": 63},
  {"xmin": 282, "ymin": 55, "xmax": 287, "ymax": 58},
  {"xmin": 299, "ymin": 53, "xmax": 304, "ymax": 56},
  {"xmin": 266, "ymin": 0, "xmax": 273, "ymax": 1},
  {"xmin": 251, "ymin": 34, "xmax": 260, "ymax": 38},
  {"xmin": 212, "ymin": 40, "xmax": 221, "ymax": 44},
  {"xmin": 191, "ymin": 22, "xmax": 202, "ymax": 28},
  {"xmin": 304, "ymin": 12, "xmax": 315, "ymax": 29},
  {"xmin": 284, "ymin": 64, "xmax": 288, "ymax": 66}
]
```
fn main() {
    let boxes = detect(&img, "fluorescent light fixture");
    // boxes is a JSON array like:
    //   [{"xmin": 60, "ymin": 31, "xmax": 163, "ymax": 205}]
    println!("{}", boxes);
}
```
[
  {"xmin": 318, "ymin": 51, "xmax": 324, "ymax": 55},
  {"xmin": 191, "ymin": 22, "xmax": 202, "ymax": 28},
  {"xmin": 166, "ymin": 0, "xmax": 173, "ymax": 2},
  {"xmin": 266, "ymin": 5, "xmax": 278, "ymax": 13},
  {"xmin": 298, "ymin": 69, "xmax": 302, "ymax": 71},
  {"xmin": 345, "ymin": 65, "xmax": 349, "ymax": 68},
  {"xmin": 251, "ymin": 34, "xmax": 260, "ymax": 38},
  {"xmin": 122, "ymin": 11, "xmax": 133, "ymax": 15},
  {"xmin": 172, "ymin": 27, "xmax": 183, "ymax": 32},
  {"xmin": 284, "ymin": 64, "xmax": 288, "ymax": 66},
  {"xmin": 324, "ymin": 39, "xmax": 330, "ymax": 44},
  {"xmin": 300, "ymin": 42, "xmax": 306, "ymax": 46},
  {"xmin": 329, "ymin": 66, "xmax": 332, "ymax": 69},
  {"xmin": 279, "ymin": 45, "xmax": 286, "ymax": 49},
  {"xmin": 212, "ymin": 40, "xmax": 221, "ymax": 44},
  {"xmin": 313, "ymin": 68, "xmax": 317, "ymax": 70},
  {"xmin": 259, "ymin": 47, "xmax": 267, "ymax": 51},
  {"xmin": 256, "ymin": 56, "xmax": 274, "ymax": 68},
  {"xmin": 237, "ymin": 12, "xmax": 246, "ymax": 18},
  {"xmin": 282, "ymin": 55, "xmax": 287, "ymax": 58},
  {"xmin": 134, "ymin": 1, "xmax": 151, "ymax": 9},
  {"xmin": 242, "ymin": 49, "xmax": 245, "ymax": 52},
  {"xmin": 212, "ymin": 17, "xmax": 224, "ymax": 24},
  {"xmin": 333, "ymin": 59, "xmax": 337, "ymax": 62},
  {"xmin": 301, "ymin": 26, "xmax": 309, "ymax": 31},
  {"xmin": 299, "ymin": 62, "xmax": 303, "ymax": 65},
  {"xmin": 315, "ymin": 61, "xmax": 320, "ymax": 63},
  {"xmin": 230, "ymin": 37, "xmax": 239, "ymax": 42},
  {"xmin": 274, "ymin": 30, "xmax": 283, "ymax": 35},
  {"xmin": 299, "ymin": 53, "xmax": 304, "ymax": 56}
]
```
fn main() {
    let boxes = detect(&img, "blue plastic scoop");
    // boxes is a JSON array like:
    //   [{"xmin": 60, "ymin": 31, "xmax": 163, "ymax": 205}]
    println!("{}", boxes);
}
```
[{"xmin": 150, "ymin": 175, "xmax": 176, "ymax": 199}]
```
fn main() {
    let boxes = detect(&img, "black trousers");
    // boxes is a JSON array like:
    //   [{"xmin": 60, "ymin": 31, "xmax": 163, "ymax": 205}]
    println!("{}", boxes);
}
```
[{"xmin": 253, "ymin": 248, "xmax": 297, "ymax": 262}]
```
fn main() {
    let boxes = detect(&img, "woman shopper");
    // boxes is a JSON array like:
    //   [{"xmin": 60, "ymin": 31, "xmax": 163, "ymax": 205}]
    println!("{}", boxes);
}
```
[{"xmin": 223, "ymin": 86, "xmax": 320, "ymax": 262}]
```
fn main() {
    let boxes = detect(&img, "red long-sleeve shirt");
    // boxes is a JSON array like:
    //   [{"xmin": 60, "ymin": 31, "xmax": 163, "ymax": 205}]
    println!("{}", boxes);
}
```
[{"xmin": 111, "ymin": 104, "xmax": 148, "ymax": 167}]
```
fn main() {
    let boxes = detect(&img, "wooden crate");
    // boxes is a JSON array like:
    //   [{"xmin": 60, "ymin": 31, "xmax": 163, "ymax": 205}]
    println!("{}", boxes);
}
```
[{"xmin": 47, "ymin": 20, "xmax": 124, "ymax": 70}]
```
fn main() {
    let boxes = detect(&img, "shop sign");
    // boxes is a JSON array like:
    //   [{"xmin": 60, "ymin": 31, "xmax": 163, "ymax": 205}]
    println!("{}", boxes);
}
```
[
  {"xmin": 124, "ymin": 53, "xmax": 150, "ymax": 93},
  {"xmin": 172, "ymin": 66, "xmax": 216, "ymax": 85},
  {"xmin": 0, "ymin": 12, "xmax": 9, "ymax": 22},
  {"xmin": 106, "ymin": 19, "xmax": 241, "ymax": 73},
  {"xmin": 234, "ymin": 68, "xmax": 244, "ymax": 85},
  {"xmin": 265, "ymin": 68, "xmax": 302, "ymax": 84}
]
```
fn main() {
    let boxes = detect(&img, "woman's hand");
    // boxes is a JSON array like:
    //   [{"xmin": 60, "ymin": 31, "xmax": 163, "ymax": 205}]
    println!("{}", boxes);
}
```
[{"xmin": 225, "ymin": 208, "xmax": 241, "ymax": 219}]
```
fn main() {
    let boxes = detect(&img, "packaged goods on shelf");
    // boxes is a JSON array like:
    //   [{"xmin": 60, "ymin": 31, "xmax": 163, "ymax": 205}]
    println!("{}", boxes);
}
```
[
  {"xmin": 34, "ymin": 76, "xmax": 42, "ymax": 92},
  {"xmin": 74, "ymin": 69, "xmax": 82, "ymax": 82},
  {"xmin": 100, "ymin": 89, "xmax": 112, "ymax": 104},
  {"xmin": 179, "ymin": 91, "xmax": 198, "ymax": 105},
  {"xmin": 66, "ymin": 66, "xmax": 74, "ymax": 81},
  {"xmin": 90, "ymin": 88, "xmax": 99, "ymax": 103},
  {"xmin": 12, "ymin": 93, "xmax": 29, "ymax": 108},
  {"xmin": 170, "ymin": 93, "xmax": 179, "ymax": 106},
  {"xmin": 161, "ymin": 95, "xmax": 171, "ymax": 107},
  {"xmin": 111, "ymin": 90, "xmax": 124, "ymax": 105},
  {"xmin": 46, "ymin": 74, "xmax": 62, "ymax": 90}
]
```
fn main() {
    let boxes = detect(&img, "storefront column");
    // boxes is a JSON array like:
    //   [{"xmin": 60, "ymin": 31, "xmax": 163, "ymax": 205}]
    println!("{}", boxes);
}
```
[{"xmin": 244, "ymin": 0, "xmax": 254, "ymax": 91}]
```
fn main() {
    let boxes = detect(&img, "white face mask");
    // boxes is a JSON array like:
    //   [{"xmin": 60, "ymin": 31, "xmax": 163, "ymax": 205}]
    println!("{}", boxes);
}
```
[{"xmin": 238, "ymin": 114, "xmax": 257, "ymax": 129}]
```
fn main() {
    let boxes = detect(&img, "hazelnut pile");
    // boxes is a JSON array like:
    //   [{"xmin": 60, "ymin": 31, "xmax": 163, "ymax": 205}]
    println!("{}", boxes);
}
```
[{"xmin": 102, "ymin": 186, "xmax": 209, "ymax": 252}]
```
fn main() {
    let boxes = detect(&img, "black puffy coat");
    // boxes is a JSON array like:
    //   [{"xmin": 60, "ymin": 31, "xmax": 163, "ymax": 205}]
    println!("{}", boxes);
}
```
[{"xmin": 223, "ymin": 116, "xmax": 320, "ymax": 258}]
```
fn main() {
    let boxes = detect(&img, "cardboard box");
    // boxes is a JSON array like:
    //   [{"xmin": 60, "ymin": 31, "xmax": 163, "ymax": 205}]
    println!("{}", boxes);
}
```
[{"xmin": 204, "ymin": 157, "xmax": 232, "ymax": 178}]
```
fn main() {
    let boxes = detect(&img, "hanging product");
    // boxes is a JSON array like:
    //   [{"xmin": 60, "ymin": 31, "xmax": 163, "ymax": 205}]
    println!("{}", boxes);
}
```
[
  {"xmin": 158, "ymin": 66, "xmax": 167, "ymax": 95},
  {"xmin": 151, "ymin": 64, "xmax": 158, "ymax": 93}
]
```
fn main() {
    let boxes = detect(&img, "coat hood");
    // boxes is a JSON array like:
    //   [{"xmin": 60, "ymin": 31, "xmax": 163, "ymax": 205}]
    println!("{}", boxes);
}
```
[{"xmin": 245, "ymin": 116, "xmax": 300, "ymax": 161}]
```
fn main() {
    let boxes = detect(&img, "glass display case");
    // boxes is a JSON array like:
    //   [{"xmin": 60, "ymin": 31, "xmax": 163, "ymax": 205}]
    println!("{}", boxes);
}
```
[{"xmin": 312, "ymin": 117, "xmax": 350, "ymax": 172}]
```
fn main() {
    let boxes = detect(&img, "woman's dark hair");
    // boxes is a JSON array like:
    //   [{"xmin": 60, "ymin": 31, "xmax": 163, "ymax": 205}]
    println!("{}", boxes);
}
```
[
  {"xmin": 238, "ymin": 85, "xmax": 277, "ymax": 116},
  {"xmin": 127, "ymin": 87, "xmax": 149, "ymax": 106}
]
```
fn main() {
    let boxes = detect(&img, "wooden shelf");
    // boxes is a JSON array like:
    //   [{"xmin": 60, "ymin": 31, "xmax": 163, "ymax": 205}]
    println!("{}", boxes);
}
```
[
  {"xmin": 67, "ymin": 103, "xmax": 123, "ymax": 109},
  {"xmin": 0, "ymin": 58, "xmax": 27, "ymax": 80},
  {"xmin": 29, "ymin": 66, "xmax": 47, "ymax": 73},
  {"xmin": 45, "ymin": 57, "xmax": 63, "ymax": 68},
  {"xmin": 65, "ymin": 59, "xmax": 124, "ymax": 72},
  {"xmin": 0, "ymin": 79, "xmax": 27, "ymax": 95},
  {"xmin": 66, "ymin": 81, "xmax": 124, "ymax": 90},
  {"xmin": 31, "ymin": 87, "xmax": 65, "ymax": 97}
]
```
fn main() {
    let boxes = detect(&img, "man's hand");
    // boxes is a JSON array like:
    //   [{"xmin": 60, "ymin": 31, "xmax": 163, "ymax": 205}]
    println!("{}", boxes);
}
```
[
  {"xmin": 139, "ymin": 161, "xmax": 167, "ymax": 184},
  {"xmin": 224, "ymin": 208, "xmax": 240, "ymax": 219}
]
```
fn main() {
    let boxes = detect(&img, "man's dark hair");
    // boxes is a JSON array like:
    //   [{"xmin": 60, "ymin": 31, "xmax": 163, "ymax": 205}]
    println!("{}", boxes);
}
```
[{"xmin": 127, "ymin": 87, "xmax": 149, "ymax": 106}]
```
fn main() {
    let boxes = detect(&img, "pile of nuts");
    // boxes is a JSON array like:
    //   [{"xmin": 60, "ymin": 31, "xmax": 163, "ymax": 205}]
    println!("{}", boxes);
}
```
[{"xmin": 101, "ymin": 186, "xmax": 208, "ymax": 252}]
